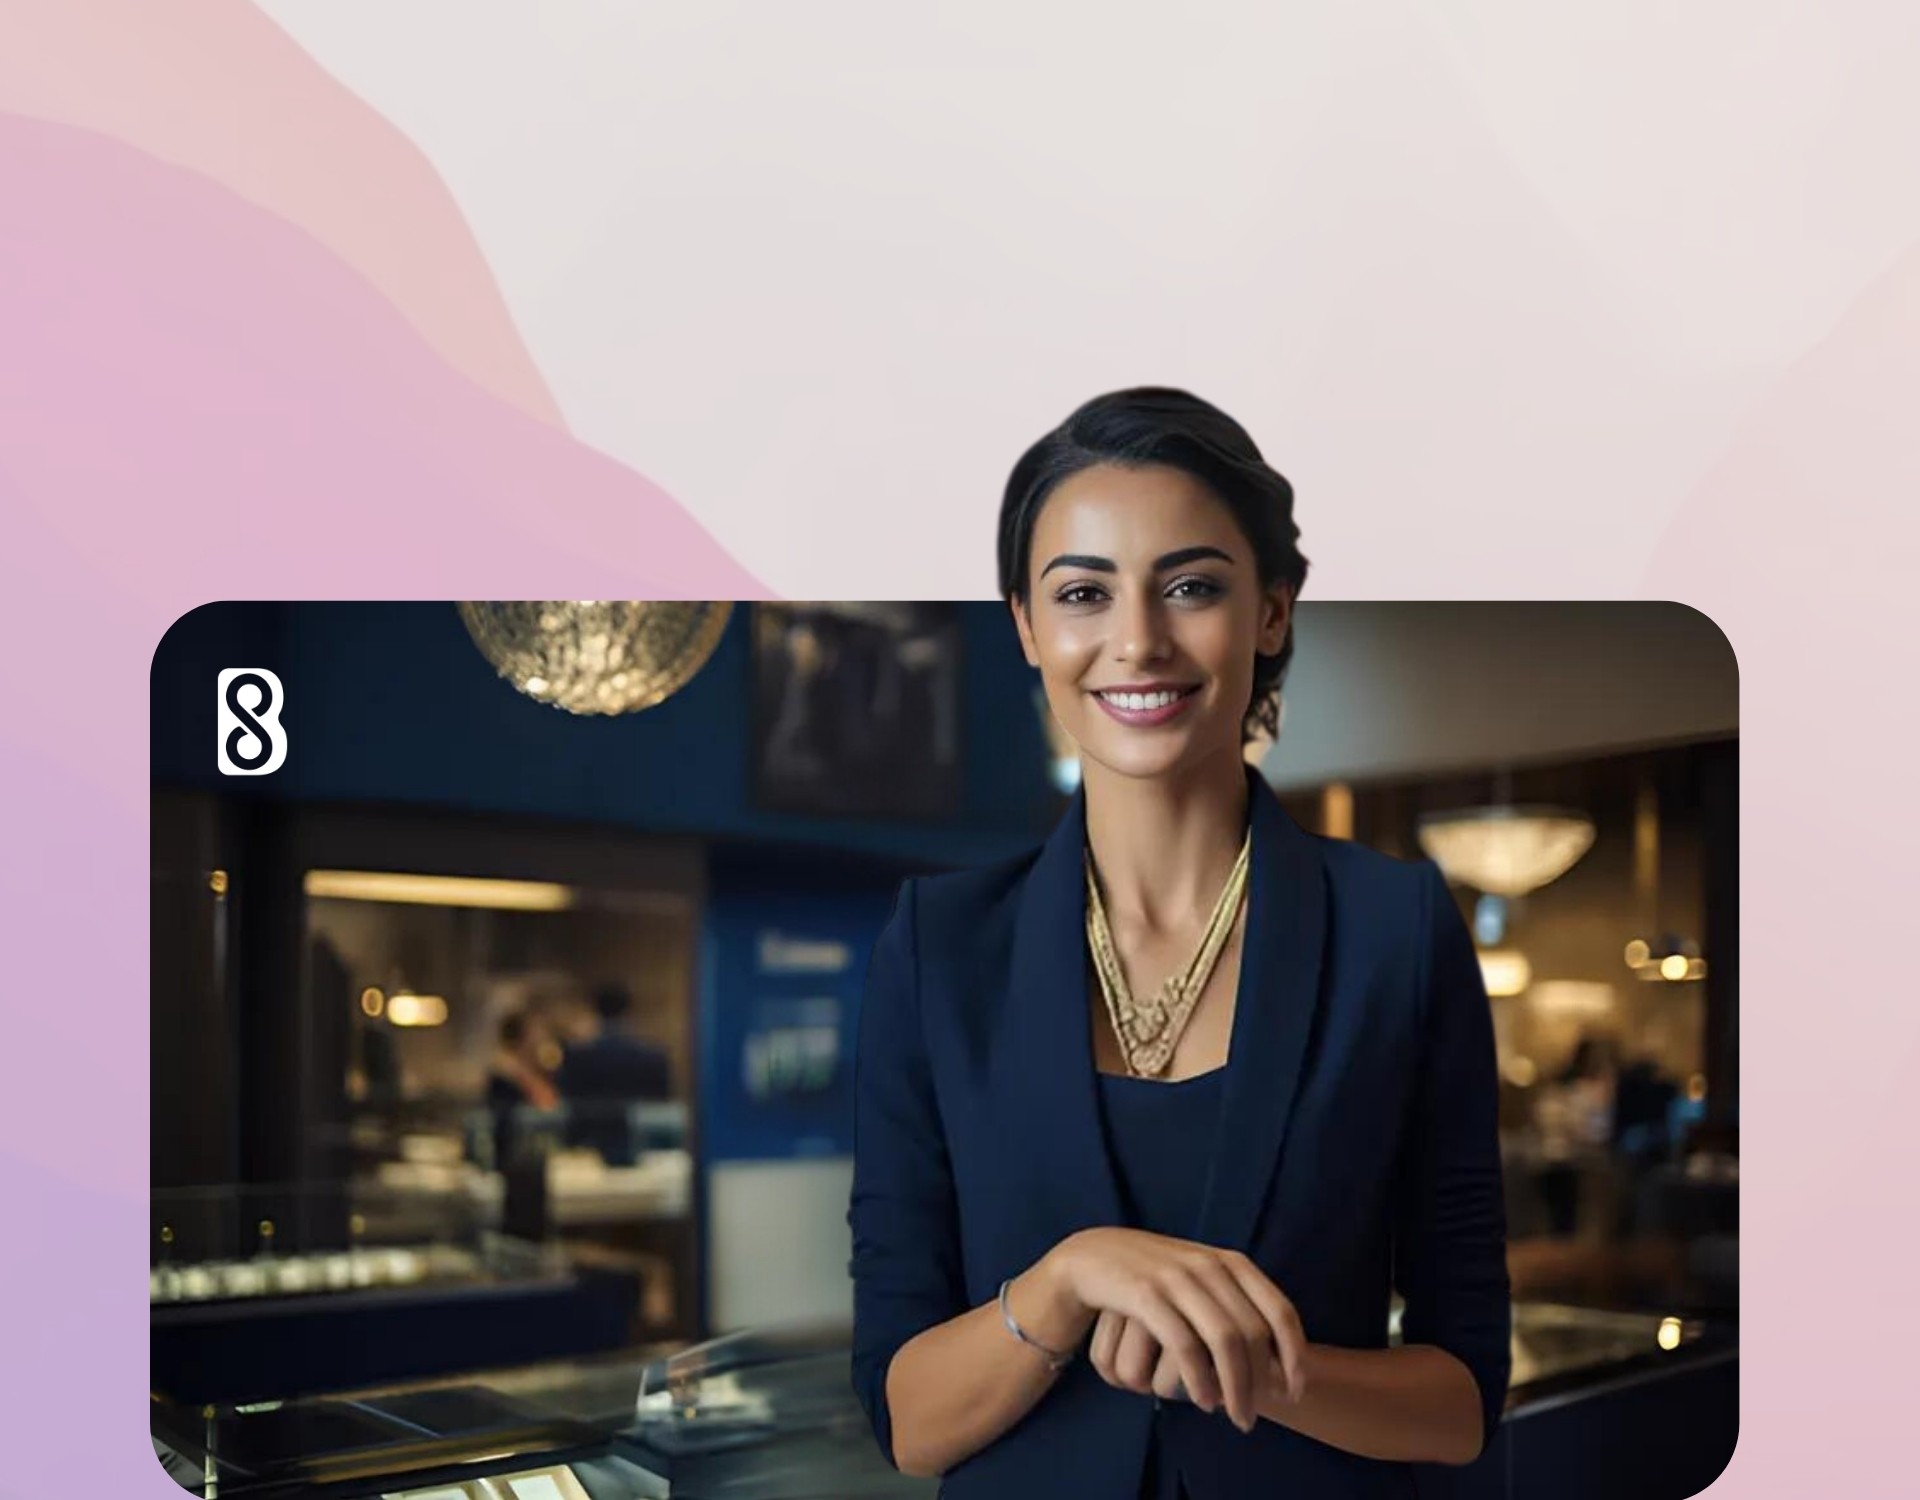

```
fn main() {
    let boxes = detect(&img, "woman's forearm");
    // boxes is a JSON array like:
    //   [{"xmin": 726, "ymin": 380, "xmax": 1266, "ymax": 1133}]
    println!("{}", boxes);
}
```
[
  {"xmin": 884, "ymin": 1249, "xmax": 1094, "ymax": 1478},
  {"xmin": 1254, "ymin": 1343, "xmax": 1487, "ymax": 1466}
]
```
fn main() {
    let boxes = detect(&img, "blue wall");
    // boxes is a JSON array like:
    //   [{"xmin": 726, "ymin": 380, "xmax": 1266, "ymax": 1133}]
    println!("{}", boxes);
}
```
[
  {"xmin": 697, "ymin": 879, "xmax": 897, "ymax": 1163},
  {"xmin": 152, "ymin": 601, "xmax": 1062, "ymax": 868}
]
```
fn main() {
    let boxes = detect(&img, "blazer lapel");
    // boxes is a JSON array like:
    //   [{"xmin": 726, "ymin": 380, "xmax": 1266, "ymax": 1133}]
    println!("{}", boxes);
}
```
[
  {"xmin": 992, "ymin": 787, "xmax": 1125, "ymax": 1256},
  {"xmin": 1194, "ymin": 770, "xmax": 1329, "ymax": 1253}
]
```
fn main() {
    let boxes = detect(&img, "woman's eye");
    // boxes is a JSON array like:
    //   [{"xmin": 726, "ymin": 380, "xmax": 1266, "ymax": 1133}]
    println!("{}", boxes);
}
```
[
  {"xmin": 1055, "ymin": 583, "xmax": 1109, "ymax": 607},
  {"xmin": 1167, "ymin": 575, "xmax": 1224, "ymax": 601}
]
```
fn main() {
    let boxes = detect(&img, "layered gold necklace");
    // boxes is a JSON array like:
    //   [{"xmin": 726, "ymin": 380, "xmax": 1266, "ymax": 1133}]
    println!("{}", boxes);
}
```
[{"xmin": 1084, "ymin": 830, "xmax": 1252, "ymax": 1078}]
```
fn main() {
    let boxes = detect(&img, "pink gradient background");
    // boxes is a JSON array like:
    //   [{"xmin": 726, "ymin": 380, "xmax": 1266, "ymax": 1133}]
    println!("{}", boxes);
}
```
[
  {"xmin": 1, "ymin": 1, "xmax": 1914, "ymax": 1495},
  {"xmin": 2, "ymin": 0, "xmax": 563, "ymax": 422}
]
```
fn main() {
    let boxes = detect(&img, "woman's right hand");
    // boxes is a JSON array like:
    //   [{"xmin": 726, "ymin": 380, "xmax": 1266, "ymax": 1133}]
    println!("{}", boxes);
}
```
[{"xmin": 1047, "ymin": 1227, "xmax": 1307, "ymax": 1433}]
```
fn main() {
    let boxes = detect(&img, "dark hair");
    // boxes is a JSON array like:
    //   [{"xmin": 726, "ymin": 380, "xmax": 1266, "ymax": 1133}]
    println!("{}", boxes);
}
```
[
  {"xmin": 499, "ymin": 1011, "xmax": 528, "ymax": 1046},
  {"xmin": 591, "ymin": 983, "xmax": 633, "ymax": 1022},
  {"xmin": 997, "ymin": 387, "xmax": 1309, "ymax": 743}
]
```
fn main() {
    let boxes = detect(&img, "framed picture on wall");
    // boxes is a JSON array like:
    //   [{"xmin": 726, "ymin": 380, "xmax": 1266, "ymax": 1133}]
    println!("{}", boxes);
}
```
[{"xmin": 750, "ymin": 603, "xmax": 963, "ymax": 820}]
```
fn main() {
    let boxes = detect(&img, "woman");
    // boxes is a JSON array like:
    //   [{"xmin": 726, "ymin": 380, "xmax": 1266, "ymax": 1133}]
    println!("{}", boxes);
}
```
[
  {"xmin": 485, "ymin": 1010, "xmax": 559, "ymax": 1168},
  {"xmin": 848, "ymin": 388, "xmax": 1510, "ymax": 1498}
]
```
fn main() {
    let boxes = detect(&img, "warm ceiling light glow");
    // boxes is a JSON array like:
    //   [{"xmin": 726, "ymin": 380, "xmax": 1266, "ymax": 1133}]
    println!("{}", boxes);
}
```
[
  {"xmin": 1417, "ymin": 807, "xmax": 1595, "ymax": 898},
  {"xmin": 304, "ymin": 871, "xmax": 576, "ymax": 911},
  {"xmin": 360, "ymin": 987, "xmax": 385, "ymax": 1018},
  {"xmin": 386, "ymin": 993, "xmax": 448, "ymax": 1027},
  {"xmin": 1687, "ymin": 1074, "xmax": 1707, "ymax": 1102},
  {"xmin": 1478, "ymin": 950, "xmax": 1533, "ymax": 998},
  {"xmin": 1628, "ymin": 938, "xmax": 1707, "ymax": 982},
  {"xmin": 1502, "ymin": 1055, "xmax": 1538, "ymax": 1088},
  {"xmin": 1634, "ymin": 778, "xmax": 1661, "ymax": 902},
  {"xmin": 1322, "ymin": 783, "xmax": 1354, "ymax": 841},
  {"xmin": 1657, "ymin": 1317, "xmax": 1683, "ymax": 1352},
  {"xmin": 1528, "ymin": 981, "xmax": 1617, "ymax": 1020}
]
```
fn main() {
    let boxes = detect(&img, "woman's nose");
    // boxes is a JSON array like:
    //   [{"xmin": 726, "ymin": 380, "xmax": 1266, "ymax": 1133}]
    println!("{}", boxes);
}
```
[{"xmin": 1114, "ymin": 593, "xmax": 1172, "ymax": 665}]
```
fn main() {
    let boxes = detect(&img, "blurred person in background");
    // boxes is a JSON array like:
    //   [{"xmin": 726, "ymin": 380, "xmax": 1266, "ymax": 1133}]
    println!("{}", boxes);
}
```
[
  {"xmin": 849, "ymin": 388, "xmax": 1509, "ymax": 1499},
  {"xmin": 485, "ymin": 1010, "xmax": 559, "ymax": 1168},
  {"xmin": 1534, "ymin": 1034, "xmax": 1618, "ymax": 1237},
  {"xmin": 558, "ymin": 982, "xmax": 672, "ymax": 1167},
  {"xmin": 1611, "ymin": 1053, "xmax": 1678, "ymax": 1167}
]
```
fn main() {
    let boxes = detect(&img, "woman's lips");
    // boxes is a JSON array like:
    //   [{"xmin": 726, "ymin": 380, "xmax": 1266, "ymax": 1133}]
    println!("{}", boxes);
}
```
[{"xmin": 1092, "ymin": 685, "xmax": 1201, "ymax": 728}]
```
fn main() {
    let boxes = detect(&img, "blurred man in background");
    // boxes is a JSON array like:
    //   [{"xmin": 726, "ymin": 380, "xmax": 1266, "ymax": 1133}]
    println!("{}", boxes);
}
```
[{"xmin": 558, "ymin": 983, "xmax": 672, "ymax": 1166}]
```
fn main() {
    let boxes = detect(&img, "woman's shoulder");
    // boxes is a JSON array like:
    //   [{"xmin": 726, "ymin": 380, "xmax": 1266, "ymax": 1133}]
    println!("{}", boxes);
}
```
[
  {"xmin": 899, "ymin": 844, "xmax": 1043, "ymax": 938},
  {"xmin": 1305, "ymin": 827, "xmax": 1442, "ymax": 914}
]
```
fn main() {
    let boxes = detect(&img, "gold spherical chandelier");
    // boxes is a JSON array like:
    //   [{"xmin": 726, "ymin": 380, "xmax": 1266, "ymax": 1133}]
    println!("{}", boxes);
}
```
[{"xmin": 457, "ymin": 601, "xmax": 733, "ymax": 715}]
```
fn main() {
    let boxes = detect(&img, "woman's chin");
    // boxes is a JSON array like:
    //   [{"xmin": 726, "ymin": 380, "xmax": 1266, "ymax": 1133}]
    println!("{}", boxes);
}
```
[{"xmin": 1079, "ymin": 736, "xmax": 1209, "ymax": 785}]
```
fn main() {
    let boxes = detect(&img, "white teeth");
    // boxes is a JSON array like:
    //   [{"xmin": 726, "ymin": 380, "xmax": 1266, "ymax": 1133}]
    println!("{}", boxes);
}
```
[{"xmin": 1102, "ymin": 689, "xmax": 1183, "ymax": 711}]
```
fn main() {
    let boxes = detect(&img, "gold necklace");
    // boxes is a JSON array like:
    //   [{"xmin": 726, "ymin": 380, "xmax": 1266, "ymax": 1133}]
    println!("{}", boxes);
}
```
[{"xmin": 1084, "ymin": 830, "xmax": 1252, "ymax": 1078}]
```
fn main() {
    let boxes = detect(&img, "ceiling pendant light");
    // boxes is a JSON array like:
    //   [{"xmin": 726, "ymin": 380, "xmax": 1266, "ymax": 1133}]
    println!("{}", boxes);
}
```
[
  {"xmin": 458, "ymin": 600, "xmax": 732, "ymax": 716},
  {"xmin": 1417, "ymin": 804, "xmax": 1597, "ymax": 899}
]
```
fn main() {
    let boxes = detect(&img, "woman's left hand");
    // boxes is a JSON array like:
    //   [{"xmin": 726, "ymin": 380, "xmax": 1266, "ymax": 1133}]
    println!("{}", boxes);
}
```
[
  {"xmin": 1090, "ymin": 1309, "xmax": 1296, "ymax": 1412},
  {"xmin": 1089, "ymin": 1308, "xmax": 1183, "ymax": 1402}
]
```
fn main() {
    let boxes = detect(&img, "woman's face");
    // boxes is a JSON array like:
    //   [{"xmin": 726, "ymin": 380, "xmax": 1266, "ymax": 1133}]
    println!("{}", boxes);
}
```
[
  {"xmin": 518, "ymin": 1016, "xmax": 553, "ymax": 1060},
  {"xmin": 1011, "ymin": 463, "xmax": 1290, "ymax": 786}
]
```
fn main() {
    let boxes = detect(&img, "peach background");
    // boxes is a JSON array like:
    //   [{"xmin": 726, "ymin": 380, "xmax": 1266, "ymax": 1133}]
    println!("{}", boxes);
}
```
[{"xmin": 1, "ymin": 2, "xmax": 1915, "ymax": 1495}]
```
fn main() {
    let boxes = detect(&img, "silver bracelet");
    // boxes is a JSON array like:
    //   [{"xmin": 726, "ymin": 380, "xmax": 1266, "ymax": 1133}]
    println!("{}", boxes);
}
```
[{"xmin": 998, "ymin": 1277, "xmax": 1074, "ymax": 1371}]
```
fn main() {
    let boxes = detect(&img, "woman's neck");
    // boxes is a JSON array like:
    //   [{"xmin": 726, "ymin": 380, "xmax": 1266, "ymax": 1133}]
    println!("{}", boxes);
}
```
[{"xmin": 1082, "ymin": 747, "xmax": 1252, "ymax": 933}]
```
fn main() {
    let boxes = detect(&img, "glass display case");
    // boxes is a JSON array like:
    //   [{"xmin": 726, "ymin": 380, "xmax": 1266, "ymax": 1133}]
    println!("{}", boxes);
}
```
[
  {"xmin": 1507, "ymin": 1300, "xmax": 1709, "ymax": 1391},
  {"xmin": 152, "ymin": 1182, "xmax": 642, "ymax": 1408},
  {"xmin": 150, "ymin": 1323, "xmax": 931, "ymax": 1500},
  {"xmin": 151, "ymin": 1181, "xmax": 564, "ymax": 1307},
  {"xmin": 151, "ymin": 1305, "xmax": 1731, "ymax": 1498}
]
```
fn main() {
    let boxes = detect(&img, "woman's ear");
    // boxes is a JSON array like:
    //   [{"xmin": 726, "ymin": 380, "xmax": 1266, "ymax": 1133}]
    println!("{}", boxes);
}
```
[
  {"xmin": 1009, "ymin": 596, "xmax": 1041, "ymax": 668},
  {"xmin": 1258, "ymin": 584, "xmax": 1293, "ymax": 657}
]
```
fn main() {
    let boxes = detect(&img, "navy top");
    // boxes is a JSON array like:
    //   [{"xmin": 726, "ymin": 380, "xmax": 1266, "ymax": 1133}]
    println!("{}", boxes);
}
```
[
  {"xmin": 1096, "ymin": 1067, "xmax": 1226, "ymax": 1500},
  {"xmin": 1096, "ymin": 1067, "xmax": 1224, "ymax": 1239}
]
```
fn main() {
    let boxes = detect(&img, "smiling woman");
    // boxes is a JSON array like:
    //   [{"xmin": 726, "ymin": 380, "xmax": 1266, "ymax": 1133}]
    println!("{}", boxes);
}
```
[
  {"xmin": 848, "ymin": 388, "xmax": 1511, "ymax": 1500},
  {"xmin": 997, "ymin": 389, "xmax": 1309, "ymax": 752},
  {"xmin": 1006, "ymin": 463, "xmax": 1292, "ymax": 786}
]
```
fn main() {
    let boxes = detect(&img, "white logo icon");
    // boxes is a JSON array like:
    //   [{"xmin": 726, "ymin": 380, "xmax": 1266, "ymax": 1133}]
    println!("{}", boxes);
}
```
[{"xmin": 216, "ymin": 668, "xmax": 288, "ymax": 776}]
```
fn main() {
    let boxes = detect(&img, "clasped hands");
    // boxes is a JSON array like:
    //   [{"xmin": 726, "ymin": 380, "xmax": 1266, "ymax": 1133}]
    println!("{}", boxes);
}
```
[{"xmin": 1054, "ymin": 1227, "xmax": 1308, "ymax": 1435}]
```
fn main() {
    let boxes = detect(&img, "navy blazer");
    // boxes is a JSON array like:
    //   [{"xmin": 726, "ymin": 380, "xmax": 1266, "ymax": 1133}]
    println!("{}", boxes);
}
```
[{"xmin": 848, "ymin": 770, "xmax": 1511, "ymax": 1499}]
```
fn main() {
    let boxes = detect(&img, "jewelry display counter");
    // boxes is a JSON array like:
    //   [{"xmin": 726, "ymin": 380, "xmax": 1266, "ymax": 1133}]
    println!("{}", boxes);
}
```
[
  {"xmin": 152, "ymin": 1306, "xmax": 1733, "ymax": 1499},
  {"xmin": 151, "ymin": 1184, "xmax": 641, "ymax": 1406}
]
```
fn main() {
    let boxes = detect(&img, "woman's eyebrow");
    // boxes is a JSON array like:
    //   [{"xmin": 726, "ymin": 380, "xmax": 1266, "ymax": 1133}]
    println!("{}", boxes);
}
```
[
  {"xmin": 1154, "ymin": 545, "xmax": 1234, "ymax": 570},
  {"xmin": 1038, "ymin": 544, "xmax": 1236, "ymax": 579},
  {"xmin": 1039, "ymin": 553, "xmax": 1114, "ymax": 578}
]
